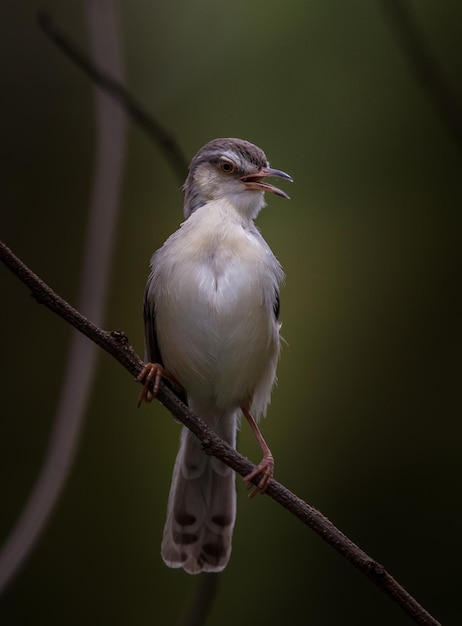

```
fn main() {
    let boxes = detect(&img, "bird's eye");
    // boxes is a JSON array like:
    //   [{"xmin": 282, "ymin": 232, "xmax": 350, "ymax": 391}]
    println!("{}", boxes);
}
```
[{"xmin": 218, "ymin": 159, "xmax": 235, "ymax": 174}]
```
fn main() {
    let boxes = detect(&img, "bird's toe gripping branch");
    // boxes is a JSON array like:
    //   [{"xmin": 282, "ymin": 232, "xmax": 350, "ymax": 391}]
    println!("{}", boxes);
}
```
[
  {"xmin": 137, "ymin": 362, "xmax": 181, "ymax": 405},
  {"xmin": 241, "ymin": 403, "xmax": 275, "ymax": 497},
  {"xmin": 243, "ymin": 451, "xmax": 274, "ymax": 497}
]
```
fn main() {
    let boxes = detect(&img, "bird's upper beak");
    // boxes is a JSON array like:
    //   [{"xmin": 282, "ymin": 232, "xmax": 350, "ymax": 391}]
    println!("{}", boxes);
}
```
[{"xmin": 241, "ymin": 167, "xmax": 293, "ymax": 199}]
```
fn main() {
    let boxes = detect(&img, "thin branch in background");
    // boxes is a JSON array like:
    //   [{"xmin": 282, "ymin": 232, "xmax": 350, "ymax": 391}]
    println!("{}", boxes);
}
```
[
  {"xmin": 178, "ymin": 574, "xmax": 220, "ymax": 626},
  {"xmin": 36, "ymin": 12, "xmax": 217, "ymax": 622},
  {"xmin": 37, "ymin": 10, "xmax": 189, "ymax": 183},
  {"xmin": 0, "ymin": 5, "xmax": 449, "ymax": 625},
  {"xmin": 0, "ymin": 1, "xmax": 127, "ymax": 594},
  {"xmin": 0, "ymin": 240, "xmax": 442, "ymax": 626},
  {"xmin": 381, "ymin": 0, "xmax": 462, "ymax": 154}
]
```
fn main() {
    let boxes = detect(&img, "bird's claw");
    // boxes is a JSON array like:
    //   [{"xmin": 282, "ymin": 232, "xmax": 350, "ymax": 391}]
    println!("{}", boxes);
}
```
[
  {"xmin": 137, "ymin": 362, "xmax": 183, "ymax": 406},
  {"xmin": 137, "ymin": 362, "xmax": 166, "ymax": 406},
  {"xmin": 244, "ymin": 453, "xmax": 274, "ymax": 498}
]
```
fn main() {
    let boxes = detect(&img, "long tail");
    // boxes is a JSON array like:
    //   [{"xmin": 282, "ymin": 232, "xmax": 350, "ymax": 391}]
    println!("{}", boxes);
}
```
[{"xmin": 161, "ymin": 409, "xmax": 238, "ymax": 574}]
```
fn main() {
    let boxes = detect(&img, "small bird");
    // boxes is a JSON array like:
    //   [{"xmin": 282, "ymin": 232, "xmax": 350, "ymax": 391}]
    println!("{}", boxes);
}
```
[{"xmin": 138, "ymin": 137, "xmax": 292, "ymax": 574}]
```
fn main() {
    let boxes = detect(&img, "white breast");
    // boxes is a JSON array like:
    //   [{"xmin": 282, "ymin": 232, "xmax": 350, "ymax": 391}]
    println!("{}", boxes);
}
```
[{"xmin": 148, "ymin": 201, "xmax": 284, "ymax": 416}]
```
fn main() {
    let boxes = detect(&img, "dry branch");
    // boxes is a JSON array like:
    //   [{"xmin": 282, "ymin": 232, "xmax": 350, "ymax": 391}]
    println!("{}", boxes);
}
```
[{"xmin": 0, "ymin": 241, "xmax": 442, "ymax": 626}]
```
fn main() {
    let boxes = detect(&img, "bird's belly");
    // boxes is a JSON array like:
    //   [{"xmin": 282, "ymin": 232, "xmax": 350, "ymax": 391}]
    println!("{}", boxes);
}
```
[{"xmin": 155, "ymin": 260, "xmax": 279, "ymax": 409}]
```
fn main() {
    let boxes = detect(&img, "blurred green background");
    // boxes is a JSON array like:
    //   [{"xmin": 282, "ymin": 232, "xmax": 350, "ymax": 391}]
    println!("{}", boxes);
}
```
[{"xmin": 1, "ymin": 1, "xmax": 461, "ymax": 624}]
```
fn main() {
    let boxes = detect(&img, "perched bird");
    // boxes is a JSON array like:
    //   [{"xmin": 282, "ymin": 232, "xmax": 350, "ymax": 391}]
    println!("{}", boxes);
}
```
[{"xmin": 138, "ymin": 137, "xmax": 292, "ymax": 574}]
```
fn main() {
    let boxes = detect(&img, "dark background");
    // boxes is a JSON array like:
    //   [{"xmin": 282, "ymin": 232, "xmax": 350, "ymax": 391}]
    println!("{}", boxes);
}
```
[{"xmin": 1, "ymin": 1, "xmax": 461, "ymax": 624}]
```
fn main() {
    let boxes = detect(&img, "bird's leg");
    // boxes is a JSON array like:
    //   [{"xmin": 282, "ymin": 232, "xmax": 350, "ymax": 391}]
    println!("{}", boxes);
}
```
[
  {"xmin": 137, "ymin": 363, "xmax": 180, "ymax": 406},
  {"xmin": 241, "ymin": 403, "xmax": 274, "ymax": 497}
]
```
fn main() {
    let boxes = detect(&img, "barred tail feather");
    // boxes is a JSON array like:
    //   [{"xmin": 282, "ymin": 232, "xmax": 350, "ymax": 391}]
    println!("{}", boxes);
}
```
[{"xmin": 161, "ymin": 411, "xmax": 237, "ymax": 574}]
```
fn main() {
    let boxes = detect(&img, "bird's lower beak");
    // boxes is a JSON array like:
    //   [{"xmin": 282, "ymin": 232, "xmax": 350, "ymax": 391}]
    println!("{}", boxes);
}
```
[{"xmin": 241, "ymin": 167, "xmax": 293, "ymax": 199}]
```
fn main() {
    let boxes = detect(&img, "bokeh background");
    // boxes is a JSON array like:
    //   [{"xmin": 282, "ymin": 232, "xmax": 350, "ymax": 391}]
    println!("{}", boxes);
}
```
[{"xmin": 1, "ymin": 1, "xmax": 461, "ymax": 624}]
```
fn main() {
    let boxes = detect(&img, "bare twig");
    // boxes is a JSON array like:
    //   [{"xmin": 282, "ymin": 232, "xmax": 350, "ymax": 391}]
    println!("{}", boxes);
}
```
[
  {"xmin": 37, "ymin": 10, "xmax": 189, "ymax": 182},
  {"xmin": 0, "ymin": 240, "xmax": 442, "ymax": 626},
  {"xmin": 381, "ymin": 0, "xmax": 462, "ymax": 154},
  {"xmin": 0, "ymin": 1, "xmax": 127, "ymax": 594},
  {"xmin": 178, "ymin": 574, "xmax": 220, "ymax": 626}
]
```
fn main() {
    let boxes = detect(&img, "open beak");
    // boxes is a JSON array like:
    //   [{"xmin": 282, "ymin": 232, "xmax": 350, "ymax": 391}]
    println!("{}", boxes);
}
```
[{"xmin": 241, "ymin": 167, "xmax": 293, "ymax": 199}]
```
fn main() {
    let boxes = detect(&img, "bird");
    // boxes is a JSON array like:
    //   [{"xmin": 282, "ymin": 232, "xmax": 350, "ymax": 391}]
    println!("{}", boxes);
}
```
[{"xmin": 138, "ymin": 137, "xmax": 292, "ymax": 574}]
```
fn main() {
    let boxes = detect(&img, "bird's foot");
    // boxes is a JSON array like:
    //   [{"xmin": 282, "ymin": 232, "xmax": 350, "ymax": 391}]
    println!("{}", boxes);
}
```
[
  {"xmin": 137, "ymin": 362, "xmax": 179, "ymax": 406},
  {"xmin": 244, "ymin": 452, "xmax": 274, "ymax": 498}
]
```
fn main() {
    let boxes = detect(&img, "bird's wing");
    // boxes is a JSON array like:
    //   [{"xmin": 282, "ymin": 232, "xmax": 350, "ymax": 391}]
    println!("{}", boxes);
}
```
[
  {"xmin": 273, "ymin": 288, "xmax": 281, "ymax": 321},
  {"xmin": 143, "ymin": 273, "xmax": 163, "ymax": 365},
  {"xmin": 143, "ymin": 273, "xmax": 188, "ymax": 405}
]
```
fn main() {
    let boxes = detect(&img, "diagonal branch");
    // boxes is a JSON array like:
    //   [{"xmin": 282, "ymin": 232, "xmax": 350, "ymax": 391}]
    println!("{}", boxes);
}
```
[
  {"xmin": 0, "ymin": 240, "xmax": 442, "ymax": 626},
  {"xmin": 37, "ymin": 10, "xmax": 189, "ymax": 182},
  {"xmin": 381, "ymin": 0, "xmax": 462, "ymax": 155},
  {"xmin": 0, "ymin": 2, "xmax": 127, "ymax": 595}
]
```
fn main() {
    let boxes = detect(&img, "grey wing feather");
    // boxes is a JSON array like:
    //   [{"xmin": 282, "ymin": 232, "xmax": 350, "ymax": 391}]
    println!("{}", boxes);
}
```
[
  {"xmin": 143, "ymin": 275, "xmax": 163, "ymax": 365},
  {"xmin": 273, "ymin": 289, "xmax": 280, "ymax": 321},
  {"xmin": 143, "ymin": 273, "xmax": 188, "ymax": 405}
]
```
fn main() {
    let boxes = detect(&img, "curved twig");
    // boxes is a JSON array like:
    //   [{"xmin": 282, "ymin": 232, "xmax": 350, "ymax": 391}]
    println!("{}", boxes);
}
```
[
  {"xmin": 37, "ymin": 10, "xmax": 189, "ymax": 182},
  {"xmin": 178, "ymin": 574, "xmax": 220, "ymax": 626},
  {"xmin": 0, "ymin": 240, "xmax": 442, "ymax": 626},
  {"xmin": 0, "ymin": 1, "xmax": 127, "ymax": 594}
]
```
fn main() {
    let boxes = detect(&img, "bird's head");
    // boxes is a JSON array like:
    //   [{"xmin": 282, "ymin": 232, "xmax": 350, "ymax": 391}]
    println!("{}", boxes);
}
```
[{"xmin": 183, "ymin": 138, "xmax": 292, "ymax": 219}]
